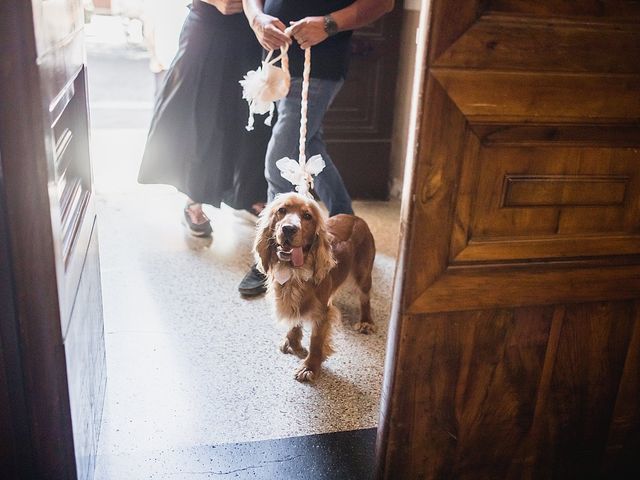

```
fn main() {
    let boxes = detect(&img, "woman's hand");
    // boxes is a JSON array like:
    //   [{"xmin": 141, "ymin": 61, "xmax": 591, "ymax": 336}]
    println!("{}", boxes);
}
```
[
  {"xmin": 201, "ymin": 0, "xmax": 243, "ymax": 15},
  {"xmin": 287, "ymin": 17, "xmax": 328, "ymax": 49},
  {"xmin": 251, "ymin": 13, "xmax": 291, "ymax": 50}
]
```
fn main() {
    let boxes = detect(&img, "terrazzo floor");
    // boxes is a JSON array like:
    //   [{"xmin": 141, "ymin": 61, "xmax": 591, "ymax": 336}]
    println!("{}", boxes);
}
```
[
  {"xmin": 87, "ymin": 16, "xmax": 401, "ymax": 477},
  {"xmin": 93, "ymin": 148, "xmax": 400, "ymax": 477}
]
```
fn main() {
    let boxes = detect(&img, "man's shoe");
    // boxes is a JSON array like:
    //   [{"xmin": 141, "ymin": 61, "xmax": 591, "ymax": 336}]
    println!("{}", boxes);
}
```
[{"xmin": 239, "ymin": 264, "xmax": 267, "ymax": 296}]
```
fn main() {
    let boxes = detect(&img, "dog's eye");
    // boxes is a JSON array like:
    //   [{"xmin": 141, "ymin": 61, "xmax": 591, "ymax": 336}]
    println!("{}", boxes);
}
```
[
  {"xmin": 302, "ymin": 212, "xmax": 313, "ymax": 221},
  {"xmin": 278, "ymin": 207, "xmax": 287, "ymax": 215}
]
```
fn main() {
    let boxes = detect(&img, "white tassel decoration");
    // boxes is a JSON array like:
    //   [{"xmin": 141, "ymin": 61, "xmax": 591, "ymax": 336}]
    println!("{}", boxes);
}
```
[{"xmin": 239, "ymin": 48, "xmax": 290, "ymax": 131}]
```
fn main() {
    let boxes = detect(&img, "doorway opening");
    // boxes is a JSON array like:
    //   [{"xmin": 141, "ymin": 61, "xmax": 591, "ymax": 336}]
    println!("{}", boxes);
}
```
[{"xmin": 85, "ymin": 3, "xmax": 409, "ymax": 477}]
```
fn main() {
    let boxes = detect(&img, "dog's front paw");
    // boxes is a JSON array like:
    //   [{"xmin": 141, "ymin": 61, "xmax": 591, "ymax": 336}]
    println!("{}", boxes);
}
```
[
  {"xmin": 294, "ymin": 364, "xmax": 317, "ymax": 383},
  {"xmin": 353, "ymin": 321, "xmax": 376, "ymax": 334},
  {"xmin": 280, "ymin": 339, "xmax": 308, "ymax": 358}
]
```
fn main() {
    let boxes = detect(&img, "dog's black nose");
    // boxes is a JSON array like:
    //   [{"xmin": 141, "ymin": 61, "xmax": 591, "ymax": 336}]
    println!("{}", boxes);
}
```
[{"xmin": 282, "ymin": 224, "xmax": 299, "ymax": 237}]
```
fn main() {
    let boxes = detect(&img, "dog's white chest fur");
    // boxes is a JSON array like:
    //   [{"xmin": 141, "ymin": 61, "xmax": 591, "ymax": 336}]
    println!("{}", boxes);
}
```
[
  {"xmin": 273, "ymin": 266, "xmax": 292, "ymax": 285},
  {"xmin": 270, "ymin": 263, "xmax": 313, "ymax": 322},
  {"xmin": 272, "ymin": 262, "xmax": 311, "ymax": 285}
]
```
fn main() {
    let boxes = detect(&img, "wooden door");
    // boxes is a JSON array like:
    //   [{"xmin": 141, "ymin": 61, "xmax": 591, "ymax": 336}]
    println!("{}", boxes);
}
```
[
  {"xmin": 323, "ymin": 2, "xmax": 403, "ymax": 200},
  {"xmin": 377, "ymin": 1, "xmax": 640, "ymax": 478},
  {"xmin": 0, "ymin": 1, "xmax": 106, "ymax": 478}
]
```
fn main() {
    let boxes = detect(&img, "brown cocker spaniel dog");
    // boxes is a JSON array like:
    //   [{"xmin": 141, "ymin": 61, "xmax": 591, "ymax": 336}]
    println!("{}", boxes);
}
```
[{"xmin": 254, "ymin": 192, "xmax": 376, "ymax": 382}]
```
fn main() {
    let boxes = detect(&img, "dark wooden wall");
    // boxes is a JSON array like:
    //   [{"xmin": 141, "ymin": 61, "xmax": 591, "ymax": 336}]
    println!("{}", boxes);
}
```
[{"xmin": 377, "ymin": 1, "xmax": 640, "ymax": 478}]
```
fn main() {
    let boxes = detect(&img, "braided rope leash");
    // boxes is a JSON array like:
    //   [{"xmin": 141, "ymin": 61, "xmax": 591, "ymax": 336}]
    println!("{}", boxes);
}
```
[
  {"xmin": 298, "ymin": 47, "xmax": 311, "ymax": 168},
  {"xmin": 275, "ymin": 47, "xmax": 326, "ymax": 197},
  {"xmin": 281, "ymin": 44, "xmax": 290, "ymax": 86},
  {"xmin": 241, "ymin": 42, "xmax": 325, "ymax": 197}
]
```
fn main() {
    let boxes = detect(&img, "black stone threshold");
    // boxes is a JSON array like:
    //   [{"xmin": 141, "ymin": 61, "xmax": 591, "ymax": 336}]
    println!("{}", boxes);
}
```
[
  {"xmin": 198, "ymin": 428, "xmax": 376, "ymax": 479},
  {"xmin": 98, "ymin": 428, "xmax": 377, "ymax": 479}
]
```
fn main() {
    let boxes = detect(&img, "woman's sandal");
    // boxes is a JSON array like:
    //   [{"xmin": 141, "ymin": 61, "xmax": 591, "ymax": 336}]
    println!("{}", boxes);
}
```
[{"xmin": 183, "ymin": 202, "xmax": 213, "ymax": 237}]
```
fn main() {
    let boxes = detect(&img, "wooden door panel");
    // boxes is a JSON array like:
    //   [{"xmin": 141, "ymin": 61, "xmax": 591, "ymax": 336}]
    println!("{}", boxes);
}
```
[
  {"xmin": 386, "ymin": 307, "xmax": 554, "ymax": 479},
  {"xmin": 529, "ymin": 302, "xmax": 636, "ymax": 478},
  {"xmin": 383, "ymin": 302, "xmax": 637, "ymax": 479},
  {"xmin": 323, "ymin": 5, "xmax": 402, "ymax": 199},
  {"xmin": 378, "ymin": 1, "xmax": 640, "ymax": 477},
  {"xmin": 453, "ymin": 146, "xmax": 640, "ymax": 262},
  {"xmin": 51, "ymin": 69, "xmax": 97, "ymax": 332},
  {"xmin": 474, "ymin": 124, "xmax": 640, "ymax": 147},
  {"xmin": 500, "ymin": 175, "xmax": 628, "ymax": 209},
  {"xmin": 63, "ymin": 227, "xmax": 106, "ymax": 479},
  {"xmin": 399, "ymin": 77, "xmax": 469, "ymax": 306},
  {"xmin": 434, "ymin": 16, "xmax": 640, "ymax": 73},
  {"xmin": 324, "ymin": 60, "xmax": 384, "ymax": 134},
  {"xmin": 604, "ymin": 304, "xmax": 640, "ymax": 476},
  {"xmin": 32, "ymin": 0, "xmax": 85, "ymax": 108},
  {"xmin": 399, "ymin": 3, "xmax": 640, "ymax": 311},
  {"xmin": 431, "ymin": 70, "xmax": 640, "ymax": 122},
  {"xmin": 30, "ymin": 0, "xmax": 106, "ymax": 478},
  {"xmin": 463, "ymin": 147, "xmax": 639, "ymax": 234},
  {"xmin": 32, "ymin": 0, "xmax": 84, "ymax": 54},
  {"xmin": 1, "ymin": 1, "xmax": 95, "ymax": 476},
  {"xmin": 488, "ymin": 0, "xmax": 640, "ymax": 18}
]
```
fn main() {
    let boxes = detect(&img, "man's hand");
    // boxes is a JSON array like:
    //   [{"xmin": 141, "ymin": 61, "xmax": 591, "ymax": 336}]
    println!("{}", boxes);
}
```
[
  {"xmin": 251, "ymin": 13, "xmax": 291, "ymax": 51},
  {"xmin": 201, "ymin": 0, "xmax": 243, "ymax": 15},
  {"xmin": 286, "ymin": 17, "xmax": 328, "ymax": 50}
]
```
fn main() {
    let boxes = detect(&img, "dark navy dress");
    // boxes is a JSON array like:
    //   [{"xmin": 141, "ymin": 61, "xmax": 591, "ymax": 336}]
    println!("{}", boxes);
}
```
[{"xmin": 138, "ymin": 0, "xmax": 270, "ymax": 210}]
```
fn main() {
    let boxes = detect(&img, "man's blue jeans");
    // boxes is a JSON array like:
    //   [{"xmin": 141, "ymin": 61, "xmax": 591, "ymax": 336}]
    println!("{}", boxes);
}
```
[{"xmin": 265, "ymin": 77, "xmax": 354, "ymax": 216}]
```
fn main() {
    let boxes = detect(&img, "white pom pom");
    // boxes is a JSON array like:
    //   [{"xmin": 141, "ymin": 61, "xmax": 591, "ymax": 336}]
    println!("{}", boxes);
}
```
[{"xmin": 240, "ymin": 50, "xmax": 291, "ymax": 131}]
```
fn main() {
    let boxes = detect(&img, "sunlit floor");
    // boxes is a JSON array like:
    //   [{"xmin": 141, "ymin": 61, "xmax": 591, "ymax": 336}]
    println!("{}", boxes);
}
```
[{"xmin": 87, "ymin": 14, "xmax": 400, "ymax": 478}]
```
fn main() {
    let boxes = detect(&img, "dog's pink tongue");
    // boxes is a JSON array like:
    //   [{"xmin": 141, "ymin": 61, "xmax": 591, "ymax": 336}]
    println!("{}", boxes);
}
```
[{"xmin": 291, "ymin": 247, "xmax": 304, "ymax": 267}]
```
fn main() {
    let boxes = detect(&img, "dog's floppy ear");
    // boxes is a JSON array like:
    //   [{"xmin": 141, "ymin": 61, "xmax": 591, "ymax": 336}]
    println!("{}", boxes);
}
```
[
  {"xmin": 253, "ymin": 203, "xmax": 276, "ymax": 274},
  {"xmin": 312, "ymin": 207, "xmax": 336, "ymax": 283}
]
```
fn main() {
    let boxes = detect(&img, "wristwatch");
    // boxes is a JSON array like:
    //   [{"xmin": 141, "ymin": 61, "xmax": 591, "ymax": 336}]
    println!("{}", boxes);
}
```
[{"xmin": 323, "ymin": 14, "xmax": 339, "ymax": 36}]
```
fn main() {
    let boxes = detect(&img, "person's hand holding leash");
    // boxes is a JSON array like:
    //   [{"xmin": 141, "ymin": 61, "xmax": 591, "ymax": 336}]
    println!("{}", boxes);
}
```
[
  {"xmin": 286, "ymin": 17, "xmax": 328, "ymax": 49},
  {"xmin": 251, "ymin": 13, "xmax": 292, "ymax": 51}
]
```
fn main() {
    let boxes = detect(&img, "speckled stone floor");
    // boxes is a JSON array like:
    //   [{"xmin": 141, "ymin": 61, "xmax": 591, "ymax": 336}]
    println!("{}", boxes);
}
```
[{"xmin": 91, "ymin": 132, "xmax": 400, "ymax": 478}]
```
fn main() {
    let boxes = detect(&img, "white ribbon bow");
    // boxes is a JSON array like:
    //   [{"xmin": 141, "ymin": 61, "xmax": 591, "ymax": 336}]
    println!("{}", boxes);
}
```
[{"xmin": 276, "ymin": 155, "xmax": 326, "ymax": 197}]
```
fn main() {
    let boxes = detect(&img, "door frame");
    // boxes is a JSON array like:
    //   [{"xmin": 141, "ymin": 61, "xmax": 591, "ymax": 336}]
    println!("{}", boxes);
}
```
[{"xmin": 375, "ymin": 0, "xmax": 430, "ymax": 474}]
